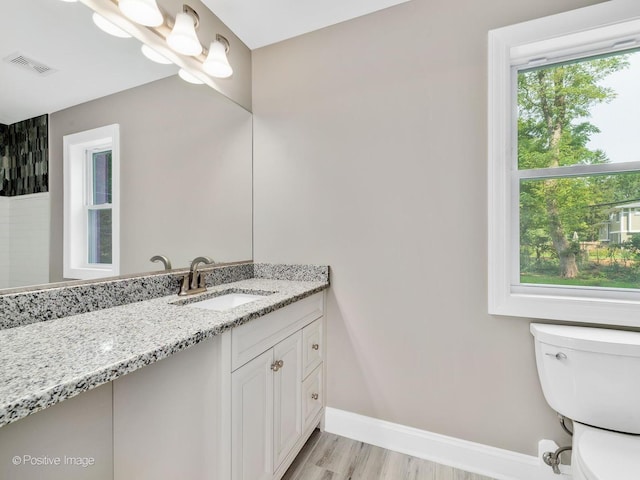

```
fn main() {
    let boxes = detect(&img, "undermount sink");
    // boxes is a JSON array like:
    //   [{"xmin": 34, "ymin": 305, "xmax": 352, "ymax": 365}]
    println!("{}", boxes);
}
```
[
  {"xmin": 182, "ymin": 292, "xmax": 266, "ymax": 312},
  {"xmin": 191, "ymin": 293, "xmax": 263, "ymax": 311}
]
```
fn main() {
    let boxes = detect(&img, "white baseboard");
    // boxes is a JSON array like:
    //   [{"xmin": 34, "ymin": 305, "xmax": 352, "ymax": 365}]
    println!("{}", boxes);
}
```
[{"xmin": 323, "ymin": 407, "xmax": 571, "ymax": 480}]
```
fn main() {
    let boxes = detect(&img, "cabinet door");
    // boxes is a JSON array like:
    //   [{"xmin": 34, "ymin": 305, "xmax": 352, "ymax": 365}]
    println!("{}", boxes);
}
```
[
  {"xmin": 232, "ymin": 349, "xmax": 274, "ymax": 480},
  {"xmin": 273, "ymin": 332, "xmax": 303, "ymax": 471}
]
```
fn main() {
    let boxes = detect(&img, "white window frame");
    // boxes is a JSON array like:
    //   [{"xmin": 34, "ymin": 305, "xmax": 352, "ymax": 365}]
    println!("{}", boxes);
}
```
[
  {"xmin": 488, "ymin": 2, "xmax": 640, "ymax": 327},
  {"xmin": 63, "ymin": 124, "xmax": 120, "ymax": 280}
]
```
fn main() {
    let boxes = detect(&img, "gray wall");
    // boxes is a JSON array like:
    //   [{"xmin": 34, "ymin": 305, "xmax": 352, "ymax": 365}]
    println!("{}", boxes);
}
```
[
  {"xmin": 252, "ymin": 0, "xmax": 605, "ymax": 456},
  {"xmin": 50, "ymin": 75, "xmax": 252, "ymax": 281}
]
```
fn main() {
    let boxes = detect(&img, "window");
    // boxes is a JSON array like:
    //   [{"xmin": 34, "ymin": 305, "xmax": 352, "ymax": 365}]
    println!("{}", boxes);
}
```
[
  {"xmin": 63, "ymin": 125, "xmax": 120, "ymax": 280},
  {"xmin": 488, "ymin": 3, "xmax": 640, "ymax": 326},
  {"xmin": 87, "ymin": 149, "xmax": 113, "ymax": 265}
]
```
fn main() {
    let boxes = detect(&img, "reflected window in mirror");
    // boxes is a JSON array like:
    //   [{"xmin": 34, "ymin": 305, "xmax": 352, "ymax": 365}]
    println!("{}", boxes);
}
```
[
  {"xmin": 87, "ymin": 148, "xmax": 113, "ymax": 265},
  {"xmin": 63, "ymin": 124, "xmax": 120, "ymax": 280}
]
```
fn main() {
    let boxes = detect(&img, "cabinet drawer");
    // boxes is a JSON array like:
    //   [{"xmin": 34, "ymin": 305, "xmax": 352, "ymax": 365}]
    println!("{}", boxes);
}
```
[
  {"xmin": 302, "ymin": 318, "xmax": 323, "ymax": 379},
  {"xmin": 302, "ymin": 364, "xmax": 323, "ymax": 432},
  {"xmin": 232, "ymin": 293, "xmax": 323, "ymax": 371}
]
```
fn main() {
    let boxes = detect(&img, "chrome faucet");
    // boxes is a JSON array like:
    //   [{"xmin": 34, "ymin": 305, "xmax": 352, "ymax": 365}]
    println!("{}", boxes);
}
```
[
  {"xmin": 178, "ymin": 256, "xmax": 215, "ymax": 296},
  {"xmin": 189, "ymin": 256, "xmax": 214, "ymax": 290},
  {"xmin": 150, "ymin": 255, "xmax": 172, "ymax": 270}
]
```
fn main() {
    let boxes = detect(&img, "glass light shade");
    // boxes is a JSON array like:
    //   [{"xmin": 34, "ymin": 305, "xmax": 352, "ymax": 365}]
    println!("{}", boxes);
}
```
[
  {"xmin": 178, "ymin": 69, "xmax": 203, "ymax": 85},
  {"xmin": 141, "ymin": 44, "xmax": 172, "ymax": 64},
  {"xmin": 167, "ymin": 12, "xmax": 202, "ymax": 56},
  {"xmin": 203, "ymin": 40, "xmax": 233, "ymax": 78},
  {"xmin": 118, "ymin": 0, "xmax": 164, "ymax": 27},
  {"xmin": 92, "ymin": 13, "xmax": 131, "ymax": 38}
]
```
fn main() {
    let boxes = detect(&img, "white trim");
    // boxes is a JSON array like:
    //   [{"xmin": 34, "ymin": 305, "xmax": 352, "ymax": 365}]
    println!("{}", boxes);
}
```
[
  {"xmin": 4, "ymin": 192, "xmax": 49, "ymax": 201},
  {"xmin": 510, "ymin": 17, "xmax": 640, "ymax": 67},
  {"xmin": 516, "ymin": 161, "xmax": 640, "ymax": 180},
  {"xmin": 324, "ymin": 408, "xmax": 568, "ymax": 480},
  {"xmin": 488, "ymin": 2, "xmax": 640, "ymax": 326},
  {"xmin": 63, "ymin": 124, "xmax": 120, "ymax": 280}
]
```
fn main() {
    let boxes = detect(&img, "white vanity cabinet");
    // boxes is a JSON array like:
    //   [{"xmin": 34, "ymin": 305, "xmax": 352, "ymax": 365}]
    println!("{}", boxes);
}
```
[
  {"xmin": 114, "ymin": 291, "xmax": 325, "ymax": 480},
  {"xmin": 113, "ymin": 335, "xmax": 227, "ymax": 479},
  {"xmin": 231, "ymin": 292, "xmax": 325, "ymax": 480},
  {"xmin": 0, "ymin": 291, "xmax": 325, "ymax": 480}
]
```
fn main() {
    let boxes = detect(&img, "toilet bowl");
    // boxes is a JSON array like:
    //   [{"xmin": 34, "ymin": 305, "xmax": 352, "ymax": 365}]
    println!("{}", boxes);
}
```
[
  {"xmin": 530, "ymin": 323, "xmax": 640, "ymax": 480},
  {"xmin": 571, "ymin": 422, "xmax": 640, "ymax": 480}
]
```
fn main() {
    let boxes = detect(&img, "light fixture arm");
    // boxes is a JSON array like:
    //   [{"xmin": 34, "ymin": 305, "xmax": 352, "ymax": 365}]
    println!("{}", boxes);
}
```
[
  {"xmin": 165, "ymin": 4, "xmax": 200, "ymax": 30},
  {"xmin": 216, "ymin": 34, "xmax": 230, "ymax": 53},
  {"xmin": 203, "ymin": 34, "xmax": 230, "ymax": 56},
  {"xmin": 182, "ymin": 4, "xmax": 199, "ymax": 29}
]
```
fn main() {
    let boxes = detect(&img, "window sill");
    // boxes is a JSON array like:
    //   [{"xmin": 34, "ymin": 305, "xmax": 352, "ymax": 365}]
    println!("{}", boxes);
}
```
[
  {"xmin": 489, "ymin": 285, "xmax": 640, "ymax": 327},
  {"xmin": 65, "ymin": 266, "xmax": 119, "ymax": 281}
]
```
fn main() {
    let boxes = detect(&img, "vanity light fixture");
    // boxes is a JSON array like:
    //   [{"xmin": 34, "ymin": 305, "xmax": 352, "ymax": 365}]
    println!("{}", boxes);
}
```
[
  {"xmin": 167, "ymin": 5, "xmax": 202, "ymax": 56},
  {"xmin": 141, "ymin": 44, "xmax": 172, "ymax": 64},
  {"xmin": 82, "ymin": 2, "xmax": 234, "ymax": 85},
  {"xmin": 203, "ymin": 34, "xmax": 233, "ymax": 78},
  {"xmin": 178, "ymin": 68, "xmax": 204, "ymax": 84},
  {"xmin": 92, "ymin": 13, "xmax": 132, "ymax": 38},
  {"xmin": 118, "ymin": 0, "xmax": 164, "ymax": 27}
]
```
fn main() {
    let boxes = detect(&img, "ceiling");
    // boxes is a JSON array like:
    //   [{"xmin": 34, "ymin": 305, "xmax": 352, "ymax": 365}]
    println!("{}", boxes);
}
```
[
  {"xmin": 201, "ymin": 0, "xmax": 413, "ymax": 50},
  {"xmin": 0, "ymin": 0, "xmax": 176, "ymax": 125}
]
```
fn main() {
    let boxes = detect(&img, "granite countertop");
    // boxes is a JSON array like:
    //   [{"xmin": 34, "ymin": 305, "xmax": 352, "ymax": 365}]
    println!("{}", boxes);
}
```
[{"xmin": 0, "ymin": 278, "xmax": 328, "ymax": 428}]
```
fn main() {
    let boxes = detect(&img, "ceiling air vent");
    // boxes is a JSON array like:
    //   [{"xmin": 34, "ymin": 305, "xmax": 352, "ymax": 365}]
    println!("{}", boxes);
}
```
[{"xmin": 3, "ymin": 52, "xmax": 57, "ymax": 77}]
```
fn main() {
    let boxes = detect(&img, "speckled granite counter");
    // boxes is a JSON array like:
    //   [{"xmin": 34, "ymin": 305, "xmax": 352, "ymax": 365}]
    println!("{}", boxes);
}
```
[{"xmin": 0, "ymin": 276, "xmax": 328, "ymax": 428}]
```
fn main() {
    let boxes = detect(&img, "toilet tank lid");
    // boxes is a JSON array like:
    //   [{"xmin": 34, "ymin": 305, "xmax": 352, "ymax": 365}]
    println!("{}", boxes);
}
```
[{"xmin": 530, "ymin": 323, "xmax": 640, "ymax": 357}]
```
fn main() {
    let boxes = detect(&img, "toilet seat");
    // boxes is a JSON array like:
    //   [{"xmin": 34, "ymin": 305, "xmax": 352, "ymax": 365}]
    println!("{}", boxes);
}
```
[{"xmin": 576, "ymin": 427, "xmax": 640, "ymax": 480}]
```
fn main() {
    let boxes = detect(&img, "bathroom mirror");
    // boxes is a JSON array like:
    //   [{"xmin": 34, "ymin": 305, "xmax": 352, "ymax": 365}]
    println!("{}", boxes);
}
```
[{"xmin": 0, "ymin": 0, "xmax": 252, "ymax": 291}]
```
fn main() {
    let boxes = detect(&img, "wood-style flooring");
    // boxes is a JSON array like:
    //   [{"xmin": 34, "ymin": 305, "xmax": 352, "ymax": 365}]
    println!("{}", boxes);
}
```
[{"xmin": 282, "ymin": 430, "xmax": 496, "ymax": 480}]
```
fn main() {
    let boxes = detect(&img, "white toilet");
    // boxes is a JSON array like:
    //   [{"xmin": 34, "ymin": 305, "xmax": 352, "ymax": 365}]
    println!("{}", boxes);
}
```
[{"xmin": 531, "ymin": 323, "xmax": 640, "ymax": 480}]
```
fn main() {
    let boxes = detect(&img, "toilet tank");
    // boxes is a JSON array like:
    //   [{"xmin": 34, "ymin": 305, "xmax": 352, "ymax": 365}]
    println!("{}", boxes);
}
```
[{"xmin": 531, "ymin": 323, "xmax": 640, "ymax": 434}]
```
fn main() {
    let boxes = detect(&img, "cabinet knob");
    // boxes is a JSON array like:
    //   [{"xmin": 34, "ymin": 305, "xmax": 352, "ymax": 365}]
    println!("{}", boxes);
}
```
[
  {"xmin": 271, "ymin": 360, "xmax": 284, "ymax": 372},
  {"xmin": 311, "ymin": 393, "xmax": 319, "ymax": 400},
  {"xmin": 312, "ymin": 343, "xmax": 320, "ymax": 351}
]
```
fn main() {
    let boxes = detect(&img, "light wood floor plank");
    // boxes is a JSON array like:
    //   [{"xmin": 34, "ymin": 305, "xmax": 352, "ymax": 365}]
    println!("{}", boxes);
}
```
[
  {"xmin": 282, "ymin": 429, "xmax": 323, "ymax": 480},
  {"xmin": 286, "ymin": 463, "xmax": 345, "ymax": 480},
  {"xmin": 308, "ymin": 433, "xmax": 361, "ymax": 474},
  {"xmin": 350, "ymin": 443, "xmax": 388, "ymax": 479},
  {"xmin": 282, "ymin": 430, "xmax": 497, "ymax": 480},
  {"xmin": 381, "ymin": 450, "xmax": 437, "ymax": 480}
]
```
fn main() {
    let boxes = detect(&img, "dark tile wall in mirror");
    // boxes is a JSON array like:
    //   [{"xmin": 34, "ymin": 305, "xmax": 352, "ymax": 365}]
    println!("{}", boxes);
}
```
[{"xmin": 0, "ymin": 114, "xmax": 48, "ymax": 196}]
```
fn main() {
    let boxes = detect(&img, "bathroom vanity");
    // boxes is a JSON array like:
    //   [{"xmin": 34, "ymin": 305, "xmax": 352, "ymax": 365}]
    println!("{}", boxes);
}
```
[{"xmin": 0, "ymin": 264, "xmax": 328, "ymax": 480}]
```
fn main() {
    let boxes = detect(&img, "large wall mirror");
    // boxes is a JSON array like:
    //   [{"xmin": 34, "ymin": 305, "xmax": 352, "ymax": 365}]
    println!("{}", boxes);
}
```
[{"xmin": 0, "ymin": 0, "xmax": 252, "ymax": 291}]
